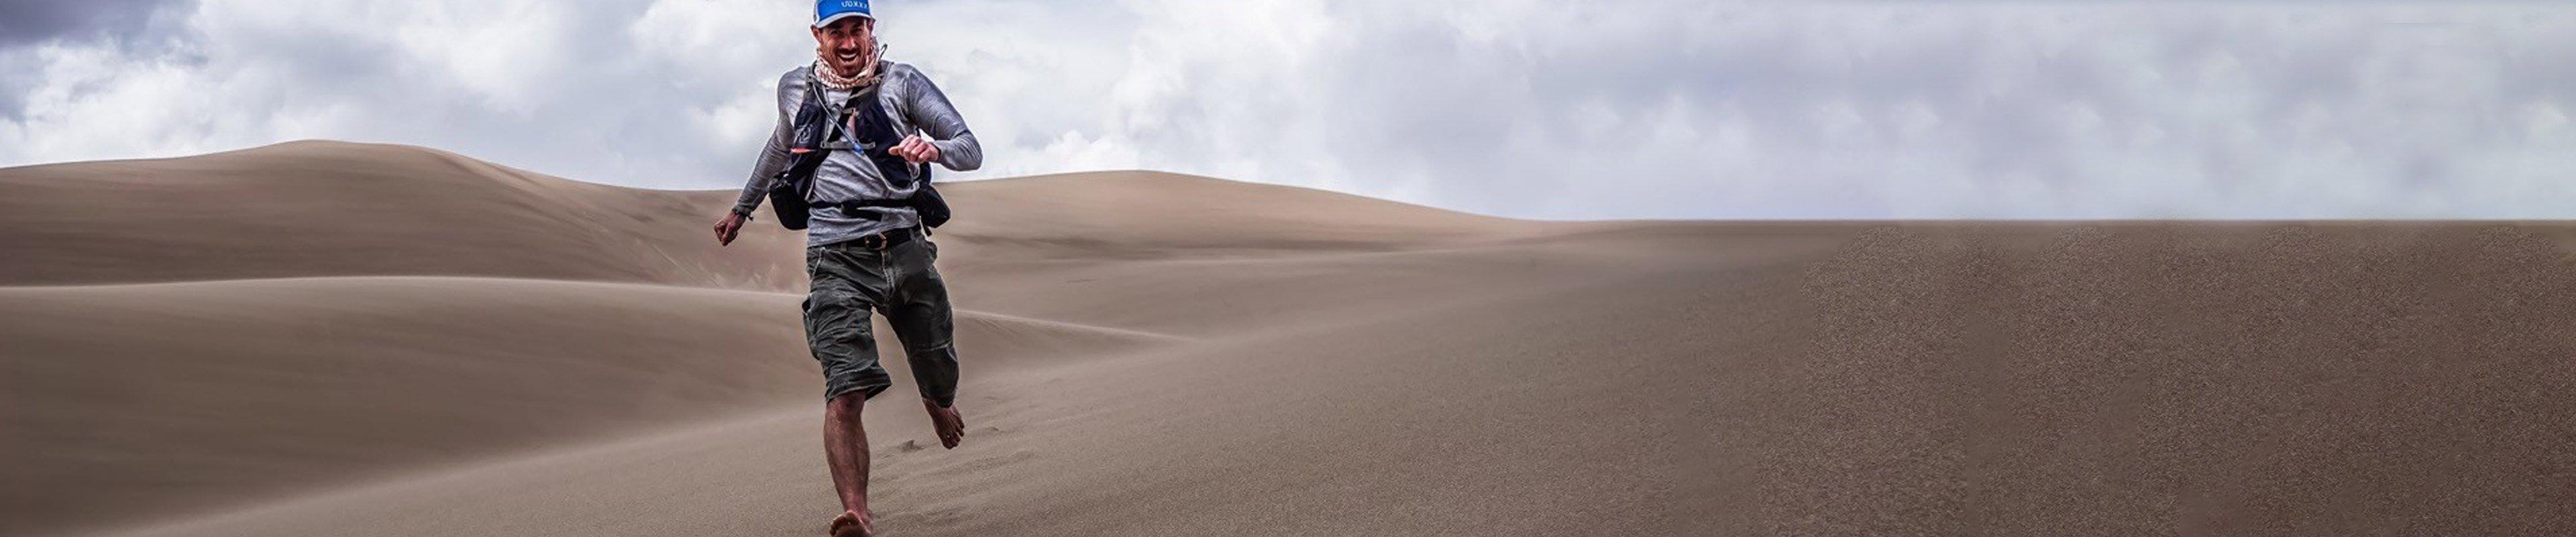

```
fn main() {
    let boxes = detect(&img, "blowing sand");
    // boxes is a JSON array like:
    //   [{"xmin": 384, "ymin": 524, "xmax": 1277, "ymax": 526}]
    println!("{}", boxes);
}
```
[{"xmin": 4, "ymin": 141, "xmax": 2572, "ymax": 536}]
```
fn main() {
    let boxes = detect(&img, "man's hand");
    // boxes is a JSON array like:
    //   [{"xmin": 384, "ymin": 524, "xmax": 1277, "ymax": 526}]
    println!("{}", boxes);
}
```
[
  {"xmin": 713, "ymin": 211, "xmax": 748, "ymax": 246},
  {"xmin": 890, "ymin": 134, "xmax": 940, "ymax": 165}
]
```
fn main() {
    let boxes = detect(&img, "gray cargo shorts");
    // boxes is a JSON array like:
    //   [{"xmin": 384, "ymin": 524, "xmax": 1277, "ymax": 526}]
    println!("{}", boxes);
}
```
[{"xmin": 802, "ymin": 228, "xmax": 960, "ymax": 406}]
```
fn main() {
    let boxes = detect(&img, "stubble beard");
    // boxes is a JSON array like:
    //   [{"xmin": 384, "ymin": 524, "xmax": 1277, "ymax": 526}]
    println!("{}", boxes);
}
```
[{"xmin": 823, "ymin": 42, "xmax": 871, "ymax": 77}]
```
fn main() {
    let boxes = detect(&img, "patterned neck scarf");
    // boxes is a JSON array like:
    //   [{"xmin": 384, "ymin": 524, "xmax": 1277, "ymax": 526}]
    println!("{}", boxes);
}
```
[{"xmin": 812, "ymin": 40, "xmax": 885, "ymax": 91}]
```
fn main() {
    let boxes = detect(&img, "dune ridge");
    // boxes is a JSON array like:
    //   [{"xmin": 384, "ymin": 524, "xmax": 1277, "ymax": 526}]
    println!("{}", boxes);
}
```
[
  {"xmin": 2, "ymin": 140, "xmax": 1563, "ymax": 536},
  {"xmin": 6, "ymin": 142, "xmax": 2574, "ymax": 536}
]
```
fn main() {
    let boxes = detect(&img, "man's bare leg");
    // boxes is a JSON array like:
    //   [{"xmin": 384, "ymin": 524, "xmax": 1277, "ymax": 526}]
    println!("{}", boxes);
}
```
[
  {"xmin": 824, "ymin": 393, "xmax": 875, "ymax": 537},
  {"xmin": 924, "ymin": 397, "xmax": 966, "ymax": 449}
]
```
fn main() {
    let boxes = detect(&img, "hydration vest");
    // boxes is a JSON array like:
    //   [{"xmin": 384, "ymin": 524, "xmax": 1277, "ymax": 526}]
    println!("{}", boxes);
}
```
[{"xmin": 767, "ymin": 64, "xmax": 952, "ymax": 231}]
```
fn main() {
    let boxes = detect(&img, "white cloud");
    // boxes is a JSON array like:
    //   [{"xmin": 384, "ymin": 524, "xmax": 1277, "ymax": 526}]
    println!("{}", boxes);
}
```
[{"xmin": 3, "ymin": 1, "xmax": 2574, "ymax": 219}]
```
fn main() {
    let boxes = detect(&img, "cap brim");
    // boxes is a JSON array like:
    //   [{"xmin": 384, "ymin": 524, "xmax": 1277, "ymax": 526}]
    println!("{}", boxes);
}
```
[{"xmin": 813, "ymin": 12, "xmax": 873, "ymax": 28}]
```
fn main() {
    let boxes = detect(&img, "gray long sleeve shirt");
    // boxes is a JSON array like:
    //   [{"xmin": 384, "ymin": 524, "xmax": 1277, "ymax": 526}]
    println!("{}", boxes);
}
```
[{"xmin": 733, "ymin": 62, "xmax": 981, "ymax": 247}]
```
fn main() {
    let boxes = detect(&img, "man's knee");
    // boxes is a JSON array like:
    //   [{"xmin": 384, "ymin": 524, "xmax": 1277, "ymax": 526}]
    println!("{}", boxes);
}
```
[
  {"xmin": 827, "ymin": 391, "xmax": 866, "ymax": 414},
  {"xmin": 919, "ymin": 346, "xmax": 960, "ymax": 368}
]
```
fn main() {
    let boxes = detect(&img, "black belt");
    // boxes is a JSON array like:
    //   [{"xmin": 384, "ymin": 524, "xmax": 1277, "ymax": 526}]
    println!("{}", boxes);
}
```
[{"xmin": 838, "ymin": 227, "xmax": 918, "ymax": 250}]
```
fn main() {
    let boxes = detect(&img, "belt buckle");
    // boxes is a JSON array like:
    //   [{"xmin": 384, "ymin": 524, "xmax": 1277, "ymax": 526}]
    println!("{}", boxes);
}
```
[{"xmin": 858, "ymin": 233, "xmax": 887, "ymax": 250}]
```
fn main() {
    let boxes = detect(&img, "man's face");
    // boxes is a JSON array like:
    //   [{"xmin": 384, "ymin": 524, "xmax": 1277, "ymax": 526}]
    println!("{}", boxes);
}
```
[{"xmin": 812, "ymin": 17, "xmax": 875, "ymax": 75}]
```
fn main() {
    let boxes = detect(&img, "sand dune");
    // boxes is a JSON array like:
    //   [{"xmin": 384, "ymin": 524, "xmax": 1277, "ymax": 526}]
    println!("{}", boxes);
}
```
[
  {"xmin": 0, "ymin": 142, "xmax": 809, "ymax": 289},
  {"xmin": 0, "ymin": 275, "xmax": 1191, "ymax": 534},
  {"xmin": 5, "ymin": 143, "xmax": 2573, "ymax": 536}
]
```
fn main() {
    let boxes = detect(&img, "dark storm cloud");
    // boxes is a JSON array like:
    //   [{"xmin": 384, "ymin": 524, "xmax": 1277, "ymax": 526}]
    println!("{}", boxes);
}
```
[
  {"xmin": 0, "ymin": 0, "xmax": 193, "ymax": 119},
  {"xmin": 0, "ymin": 0, "xmax": 191, "ymax": 45}
]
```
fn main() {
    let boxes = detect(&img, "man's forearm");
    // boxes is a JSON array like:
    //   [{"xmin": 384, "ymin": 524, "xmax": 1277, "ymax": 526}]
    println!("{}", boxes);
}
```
[
  {"xmin": 929, "ymin": 132, "xmax": 981, "ymax": 173},
  {"xmin": 731, "ymin": 175, "xmax": 769, "ymax": 216},
  {"xmin": 735, "ymin": 138, "xmax": 796, "ymax": 215}
]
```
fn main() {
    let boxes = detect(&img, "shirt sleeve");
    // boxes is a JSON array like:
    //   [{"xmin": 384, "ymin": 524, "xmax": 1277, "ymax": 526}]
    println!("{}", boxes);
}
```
[
  {"xmin": 898, "ymin": 66, "xmax": 983, "ymax": 173},
  {"xmin": 733, "ymin": 70, "xmax": 804, "ymax": 216}
]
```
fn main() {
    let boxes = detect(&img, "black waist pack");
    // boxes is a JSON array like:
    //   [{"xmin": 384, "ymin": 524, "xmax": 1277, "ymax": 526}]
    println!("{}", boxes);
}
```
[{"xmin": 767, "ymin": 69, "xmax": 952, "ymax": 231}]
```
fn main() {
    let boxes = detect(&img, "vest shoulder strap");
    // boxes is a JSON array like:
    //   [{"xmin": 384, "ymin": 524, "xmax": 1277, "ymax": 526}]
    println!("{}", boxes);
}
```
[{"xmin": 789, "ymin": 70, "xmax": 834, "ymax": 152}]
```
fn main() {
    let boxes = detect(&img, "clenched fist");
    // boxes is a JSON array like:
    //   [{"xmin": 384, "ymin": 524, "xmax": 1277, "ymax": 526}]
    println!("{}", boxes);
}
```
[
  {"xmin": 890, "ymin": 134, "xmax": 940, "ymax": 164},
  {"xmin": 714, "ymin": 211, "xmax": 747, "ymax": 246}
]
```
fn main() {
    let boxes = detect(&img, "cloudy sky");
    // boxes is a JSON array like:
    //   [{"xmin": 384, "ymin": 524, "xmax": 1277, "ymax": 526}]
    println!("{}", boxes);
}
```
[{"xmin": 2, "ymin": 0, "xmax": 2571, "ymax": 219}]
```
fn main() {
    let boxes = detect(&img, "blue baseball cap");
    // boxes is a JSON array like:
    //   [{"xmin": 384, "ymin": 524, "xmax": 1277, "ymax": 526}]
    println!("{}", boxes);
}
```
[{"xmin": 814, "ymin": 0, "xmax": 873, "ymax": 28}]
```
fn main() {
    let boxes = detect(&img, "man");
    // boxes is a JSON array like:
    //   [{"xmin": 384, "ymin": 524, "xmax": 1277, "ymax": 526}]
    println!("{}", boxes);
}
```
[{"xmin": 712, "ymin": 1, "xmax": 979, "ymax": 535}]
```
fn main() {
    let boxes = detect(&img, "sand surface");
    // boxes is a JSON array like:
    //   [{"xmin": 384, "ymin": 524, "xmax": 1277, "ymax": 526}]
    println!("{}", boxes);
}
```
[{"xmin": 5, "ymin": 141, "xmax": 2572, "ymax": 536}]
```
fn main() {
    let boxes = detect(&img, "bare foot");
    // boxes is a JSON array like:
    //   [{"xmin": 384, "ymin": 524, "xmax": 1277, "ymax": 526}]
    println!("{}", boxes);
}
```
[
  {"xmin": 829, "ymin": 509, "xmax": 874, "ymax": 537},
  {"xmin": 924, "ymin": 398, "xmax": 966, "ymax": 449}
]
